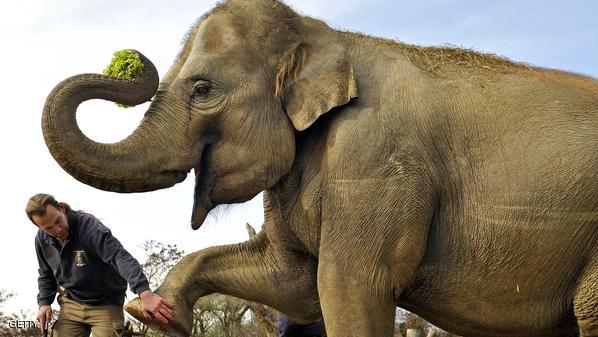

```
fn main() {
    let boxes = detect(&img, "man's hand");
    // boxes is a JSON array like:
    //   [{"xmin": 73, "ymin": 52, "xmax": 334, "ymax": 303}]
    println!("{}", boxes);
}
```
[
  {"xmin": 36, "ymin": 305, "xmax": 52, "ymax": 334},
  {"xmin": 139, "ymin": 290, "xmax": 174, "ymax": 324}
]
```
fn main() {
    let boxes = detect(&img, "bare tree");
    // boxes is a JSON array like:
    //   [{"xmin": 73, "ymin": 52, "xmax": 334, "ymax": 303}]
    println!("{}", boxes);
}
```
[
  {"xmin": 193, "ymin": 294, "xmax": 252, "ymax": 337},
  {"xmin": 140, "ymin": 240, "xmax": 185, "ymax": 291}
]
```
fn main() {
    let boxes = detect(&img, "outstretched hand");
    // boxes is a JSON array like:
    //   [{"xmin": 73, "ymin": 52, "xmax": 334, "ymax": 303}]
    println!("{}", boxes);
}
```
[{"xmin": 139, "ymin": 290, "xmax": 174, "ymax": 324}]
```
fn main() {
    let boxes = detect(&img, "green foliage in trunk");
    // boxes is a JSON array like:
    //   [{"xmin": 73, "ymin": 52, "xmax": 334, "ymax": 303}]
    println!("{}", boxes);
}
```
[{"xmin": 103, "ymin": 50, "xmax": 144, "ymax": 108}]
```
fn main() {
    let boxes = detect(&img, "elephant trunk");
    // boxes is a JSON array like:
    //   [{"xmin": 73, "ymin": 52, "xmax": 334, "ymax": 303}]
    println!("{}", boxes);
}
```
[{"xmin": 42, "ymin": 50, "xmax": 187, "ymax": 192}]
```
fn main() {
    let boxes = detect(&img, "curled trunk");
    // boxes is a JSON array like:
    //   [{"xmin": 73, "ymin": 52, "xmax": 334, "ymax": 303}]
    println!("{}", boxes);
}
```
[{"xmin": 42, "ymin": 50, "xmax": 187, "ymax": 192}]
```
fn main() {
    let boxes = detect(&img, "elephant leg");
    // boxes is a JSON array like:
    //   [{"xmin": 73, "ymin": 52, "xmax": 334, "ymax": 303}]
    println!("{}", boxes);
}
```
[
  {"xmin": 318, "ymin": 178, "xmax": 435, "ymax": 337},
  {"xmin": 318, "ymin": 261, "xmax": 397, "ymax": 337},
  {"xmin": 574, "ymin": 253, "xmax": 597, "ymax": 337},
  {"xmin": 125, "ymin": 230, "xmax": 320, "ymax": 337}
]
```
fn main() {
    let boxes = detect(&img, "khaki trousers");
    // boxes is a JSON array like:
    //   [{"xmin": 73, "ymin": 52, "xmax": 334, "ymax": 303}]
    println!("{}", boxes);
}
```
[{"xmin": 52, "ymin": 296, "xmax": 124, "ymax": 337}]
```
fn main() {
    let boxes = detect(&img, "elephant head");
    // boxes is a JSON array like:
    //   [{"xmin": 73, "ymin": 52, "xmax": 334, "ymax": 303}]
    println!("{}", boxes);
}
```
[{"xmin": 43, "ymin": 0, "xmax": 357, "ymax": 229}]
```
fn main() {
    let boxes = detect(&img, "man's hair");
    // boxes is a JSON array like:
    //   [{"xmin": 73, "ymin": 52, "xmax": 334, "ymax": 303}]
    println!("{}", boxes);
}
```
[{"xmin": 25, "ymin": 193, "xmax": 73, "ymax": 226}]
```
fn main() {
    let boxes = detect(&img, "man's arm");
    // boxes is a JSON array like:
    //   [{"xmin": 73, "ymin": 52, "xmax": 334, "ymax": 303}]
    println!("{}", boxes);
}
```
[
  {"xmin": 35, "ymin": 237, "xmax": 56, "ymax": 333},
  {"xmin": 79, "ymin": 215, "xmax": 150, "ymax": 294},
  {"xmin": 80, "ymin": 215, "xmax": 173, "ymax": 322},
  {"xmin": 35, "ymin": 237, "xmax": 57, "ymax": 306}
]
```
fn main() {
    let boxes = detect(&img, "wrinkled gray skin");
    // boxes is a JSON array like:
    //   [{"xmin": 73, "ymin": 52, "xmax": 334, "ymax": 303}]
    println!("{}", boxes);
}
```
[{"xmin": 42, "ymin": 1, "xmax": 598, "ymax": 336}]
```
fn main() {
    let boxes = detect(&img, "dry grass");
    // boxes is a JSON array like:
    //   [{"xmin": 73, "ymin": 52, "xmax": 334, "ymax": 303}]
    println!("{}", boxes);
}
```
[
  {"xmin": 398, "ymin": 43, "xmax": 534, "ymax": 77},
  {"xmin": 350, "ymin": 31, "xmax": 535, "ymax": 79}
]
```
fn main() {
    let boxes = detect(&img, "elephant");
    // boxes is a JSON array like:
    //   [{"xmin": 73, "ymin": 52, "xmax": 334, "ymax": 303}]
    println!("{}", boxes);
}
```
[{"xmin": 41, "ymin": 0, "xmax": 598, "ymax": 336}]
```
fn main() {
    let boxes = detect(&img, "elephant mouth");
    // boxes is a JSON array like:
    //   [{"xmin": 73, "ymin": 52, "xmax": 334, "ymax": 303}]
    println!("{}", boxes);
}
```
[{"xmin": 191, "ymin": 144, "xmax": 214, "ymax": 230}]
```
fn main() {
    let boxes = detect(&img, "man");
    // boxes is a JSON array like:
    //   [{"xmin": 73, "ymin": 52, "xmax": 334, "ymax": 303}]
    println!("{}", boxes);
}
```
[
  {"xmin": 26, "ymin": 193, "xmax": 174, "ymax": 337},
  {"xmin": 278, "ymin": 314, "xmax": 326, "ymax": 337}
]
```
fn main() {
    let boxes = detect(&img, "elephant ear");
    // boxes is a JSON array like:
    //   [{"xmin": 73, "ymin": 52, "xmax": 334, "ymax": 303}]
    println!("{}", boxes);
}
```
[{"xmin": 277, "ymin": 39, "xmax": 358, "ymax": 131}]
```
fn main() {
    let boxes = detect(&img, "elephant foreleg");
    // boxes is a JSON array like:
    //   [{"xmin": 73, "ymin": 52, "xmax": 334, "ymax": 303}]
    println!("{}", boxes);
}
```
[
  {"xmin": 317, "ymin": 177, "xmax": 435, "ymax": 337},
  {"xmin": 125, "ymin": 230, "xmax": 320, "ymax": 337},
  {"xmin": 318, "ymin": 261, "xmax": 397, "ymax": 336}
]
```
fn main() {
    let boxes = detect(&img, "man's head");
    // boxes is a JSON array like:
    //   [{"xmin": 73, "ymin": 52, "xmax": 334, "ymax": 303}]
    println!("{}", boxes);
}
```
[{"xmin": 26, "ymin": 193, "xmax": 70, "ymax": 241}]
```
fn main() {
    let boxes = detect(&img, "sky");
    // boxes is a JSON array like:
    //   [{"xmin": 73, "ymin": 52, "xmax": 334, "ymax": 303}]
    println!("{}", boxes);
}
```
[{"xmin": 0, "ymin": 0, "xmax": 596, "ymax": 316}]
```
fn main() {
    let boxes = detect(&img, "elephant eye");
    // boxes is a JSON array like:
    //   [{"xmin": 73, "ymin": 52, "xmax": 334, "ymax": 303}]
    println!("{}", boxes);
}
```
[
  {"xmin": 192, "ymin": 81, "xmax": 213, "ymax": 98},
  {"xmin": 189, "ymin": 79, "xmax": 224, "ymax": 109}
]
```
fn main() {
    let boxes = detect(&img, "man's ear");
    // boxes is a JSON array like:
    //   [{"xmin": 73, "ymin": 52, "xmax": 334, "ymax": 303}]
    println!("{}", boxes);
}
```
[{"xmin": 276, "ymin": 24, "xmax": 358, "ymax": 131}]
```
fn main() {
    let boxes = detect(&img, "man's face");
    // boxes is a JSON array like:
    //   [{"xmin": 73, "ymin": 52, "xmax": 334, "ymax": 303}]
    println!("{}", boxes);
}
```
[{"xmin": 32, "ymin": 204, "xmax": 69, "ymax": 241}]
